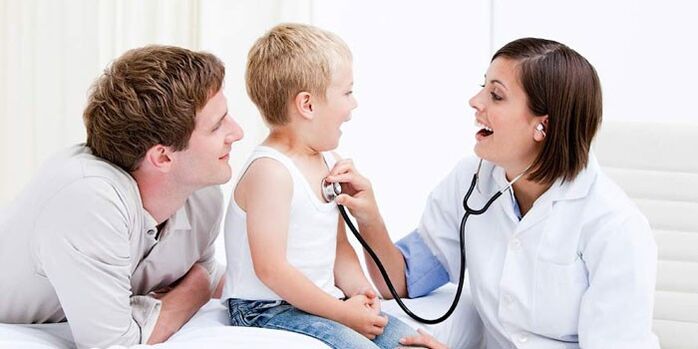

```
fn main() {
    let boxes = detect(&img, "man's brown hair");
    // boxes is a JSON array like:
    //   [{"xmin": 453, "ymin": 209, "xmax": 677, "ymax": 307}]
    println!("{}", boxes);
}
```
[
  {"xmin": 493, "ymin": 38, "xmax": 603, "ymax": 184},
  {"xmin": 83, "ymin": 45, "xmax": 225, "ymax": 171}
]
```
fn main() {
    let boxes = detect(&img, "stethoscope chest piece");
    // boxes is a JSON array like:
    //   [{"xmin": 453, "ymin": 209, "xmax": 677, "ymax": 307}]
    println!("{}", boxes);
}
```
[{"xmin": 321, "ymin": 178, "xmax": 342, "ymax": 203}]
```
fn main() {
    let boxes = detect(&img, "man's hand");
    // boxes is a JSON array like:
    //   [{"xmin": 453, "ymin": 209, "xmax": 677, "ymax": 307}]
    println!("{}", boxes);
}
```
[{"xmin": 147, "ymin": 264, "xmax": 212, "ymax": 344}]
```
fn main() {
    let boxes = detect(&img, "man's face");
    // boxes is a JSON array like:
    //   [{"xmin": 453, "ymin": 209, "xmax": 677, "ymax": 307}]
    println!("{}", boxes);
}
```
[{"xmin": 171, "ymin": 89, "xmax": 244, "ymax": 188}]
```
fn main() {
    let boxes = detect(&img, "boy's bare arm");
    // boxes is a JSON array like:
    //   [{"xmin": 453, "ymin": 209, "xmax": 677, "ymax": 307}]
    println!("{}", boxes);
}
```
[
  {"xmin": 334, "ymin": 219, "xmax": 377, "ymax": 300},
  {"xmin": 243, "ymin": 158, "xmax": 386, "ymax": 339}
]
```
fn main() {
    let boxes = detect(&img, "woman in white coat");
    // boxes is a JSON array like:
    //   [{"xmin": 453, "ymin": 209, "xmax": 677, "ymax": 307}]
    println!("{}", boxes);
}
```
[{"xmin": 325, "ymin": 38, "xmax": 659, "ymax": 348}]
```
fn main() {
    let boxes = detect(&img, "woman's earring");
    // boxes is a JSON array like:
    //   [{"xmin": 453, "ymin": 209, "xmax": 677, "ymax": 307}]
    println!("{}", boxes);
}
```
[{"xmin": 536, "ymin": 123, "xmax": 546, "ymax": 138}]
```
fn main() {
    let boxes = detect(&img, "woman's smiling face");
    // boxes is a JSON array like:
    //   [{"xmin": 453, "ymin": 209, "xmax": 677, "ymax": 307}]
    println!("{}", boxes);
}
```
[{"xmin": 469, "ymin": 57, "xmax": 547, "ymax": 173}]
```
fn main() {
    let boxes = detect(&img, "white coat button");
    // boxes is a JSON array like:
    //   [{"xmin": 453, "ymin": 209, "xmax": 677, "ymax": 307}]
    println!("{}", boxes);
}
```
[
  {"xmin": 147, "ymin": 229, "xmax": 156, "ymax": 236},
  {"xmin": 510, "ymin": 238, "xmax": 522, "ymax": 251},
  {"xmin": 517, "ymin": 333, "xmax": 528, "ymax": 343}
]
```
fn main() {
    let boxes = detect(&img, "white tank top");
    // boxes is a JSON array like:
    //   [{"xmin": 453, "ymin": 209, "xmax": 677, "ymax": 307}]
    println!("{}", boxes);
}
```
[{"xmin": 222, "ymin": 145, "xmax": 344, "ymax": 301}]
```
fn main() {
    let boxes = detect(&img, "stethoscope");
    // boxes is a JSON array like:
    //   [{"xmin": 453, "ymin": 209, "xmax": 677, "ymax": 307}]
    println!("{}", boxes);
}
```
[{"xmin": 321, "ymin": 158, "xmax": 530, "ymax": 324}]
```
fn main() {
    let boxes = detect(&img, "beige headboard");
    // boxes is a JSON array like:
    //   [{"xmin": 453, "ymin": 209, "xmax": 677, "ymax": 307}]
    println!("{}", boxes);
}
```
[{"xmin": 594, "ymin": 121, "xmax": 698, "ymax": 349}]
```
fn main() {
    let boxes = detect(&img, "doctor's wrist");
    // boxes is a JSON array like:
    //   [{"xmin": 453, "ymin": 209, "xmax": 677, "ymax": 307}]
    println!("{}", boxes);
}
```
[{"xmin": 356, "ymin": 212, "xmax": 386, "ymax": 233}]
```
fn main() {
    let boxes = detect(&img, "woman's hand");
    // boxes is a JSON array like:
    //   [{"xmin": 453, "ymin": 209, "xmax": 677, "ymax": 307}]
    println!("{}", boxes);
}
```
[
  {"xmin": 326, "ymin": 159, "xmax": 407, "ymax": 299},
  {"xmin": 325, "ymin": 159, "xmax": 381, "ymax": 225},
  {"xmin": 399, "ymin": 328, "xmax": 449, "ymax": 349}
]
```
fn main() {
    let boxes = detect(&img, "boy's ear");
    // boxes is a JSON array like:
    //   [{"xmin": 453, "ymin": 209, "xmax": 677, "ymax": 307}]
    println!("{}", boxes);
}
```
[
  {"xmin": 294, "ymin": 92, "xmax": 314, "ymax": 120},
  {"xmin": 143, "ymin": 144, "xmax": 174, "ymax": 173}
]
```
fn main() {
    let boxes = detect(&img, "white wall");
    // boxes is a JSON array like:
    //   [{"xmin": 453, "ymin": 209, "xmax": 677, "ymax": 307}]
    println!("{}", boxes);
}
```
[
  {"xmin": 0, "ymin": 0, "xmax": 202, "ymax": 207},
  {"xmin": 244, "ymin": 0, "xmax": 695, "ymax": 243},
  {"xmin": 2, "ymin": 1, "xmax": 697, "ymax": 254},
  {"xmin": 310, "ymin": 1, "xmax": 491, "ymax": 239},
  {"xmin": 306, "ymin": 0, "xmax": 698, "ymax": 243},
  {"xmin": 491, "ymin": 0, "xmax": 698, "ymax": 123}
]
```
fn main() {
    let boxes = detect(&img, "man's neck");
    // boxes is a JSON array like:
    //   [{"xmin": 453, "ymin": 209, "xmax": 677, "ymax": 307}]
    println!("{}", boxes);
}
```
[{"xmin": 133, "ymin": 173, "xmax": 194, "ymax": 225}]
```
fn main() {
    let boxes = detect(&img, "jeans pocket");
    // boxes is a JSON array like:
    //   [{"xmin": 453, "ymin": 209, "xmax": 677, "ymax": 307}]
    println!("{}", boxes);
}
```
[{"xmin": 228, "ymin": 298, "xmax": 285, "ymax": 327}]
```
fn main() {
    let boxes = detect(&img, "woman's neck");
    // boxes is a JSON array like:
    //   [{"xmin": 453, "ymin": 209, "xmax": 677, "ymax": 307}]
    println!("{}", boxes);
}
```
[{"xmin": 506, "ymin": 168, "xmax": 551, "ymax": 217}]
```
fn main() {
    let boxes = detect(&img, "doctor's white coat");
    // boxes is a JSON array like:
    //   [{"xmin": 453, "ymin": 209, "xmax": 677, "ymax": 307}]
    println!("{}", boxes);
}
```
[{"xmin": 417, "ymin": 155, "xmax": 659, "ymax": 349}]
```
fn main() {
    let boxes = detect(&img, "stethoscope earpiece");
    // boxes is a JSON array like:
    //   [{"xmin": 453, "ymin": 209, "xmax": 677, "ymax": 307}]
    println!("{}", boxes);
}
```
[
  {"xmin": 321, "ymin": 178, "xmax": 342, "ymax": 203},
  {"xmin": 536, "ymin": 123, "xmax": 547, "ymax": 137}
]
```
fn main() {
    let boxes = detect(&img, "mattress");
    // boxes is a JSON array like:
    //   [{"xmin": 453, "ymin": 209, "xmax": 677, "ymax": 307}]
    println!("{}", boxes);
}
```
[{"xmin": 0, "ymin": 284, "xmax": 480, "ymax": 349}]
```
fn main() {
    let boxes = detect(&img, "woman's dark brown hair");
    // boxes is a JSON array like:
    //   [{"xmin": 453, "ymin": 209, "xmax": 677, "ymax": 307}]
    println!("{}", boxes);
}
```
[{"xmin": 493, "ymin": 38, "xmax": 602, "ymax": 184}]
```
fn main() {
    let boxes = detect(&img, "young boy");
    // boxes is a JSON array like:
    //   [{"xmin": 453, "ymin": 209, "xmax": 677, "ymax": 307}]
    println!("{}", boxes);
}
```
[{"xmin": 221, "ymin": 23, "xmax": 416, "ymax": 348}]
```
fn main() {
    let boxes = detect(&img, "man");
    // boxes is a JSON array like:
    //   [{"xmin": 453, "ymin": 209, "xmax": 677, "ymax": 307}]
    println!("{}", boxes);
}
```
[{"xmin": 0, "ymin": 45, "xmax": 243, "ymax": 348}]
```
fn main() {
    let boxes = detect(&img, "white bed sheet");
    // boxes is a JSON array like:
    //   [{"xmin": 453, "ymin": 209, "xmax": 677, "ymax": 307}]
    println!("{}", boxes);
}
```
[{"xmin": 0, "ymin": 285, "xmax": 461, "ymax": 349}]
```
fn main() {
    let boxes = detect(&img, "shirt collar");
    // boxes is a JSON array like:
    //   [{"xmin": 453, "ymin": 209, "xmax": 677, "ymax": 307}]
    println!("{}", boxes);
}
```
[
  {"xmin": 491, "ymin": 152, "xmax": 599, "ymax": 204},
  {"xmin": 143, "ymin": 210, "xmax": 158, "ymax": 234},
  {"xmin": 169, "ymin": 206, "xmax": 192, "ymax": 231},
  {"xmin": 491, "ymin": 154, "xmax": 599, "ymax": 233},
  {"xmin": 142, "ymin": 205, "xmax": 192, "ymax": 237}
]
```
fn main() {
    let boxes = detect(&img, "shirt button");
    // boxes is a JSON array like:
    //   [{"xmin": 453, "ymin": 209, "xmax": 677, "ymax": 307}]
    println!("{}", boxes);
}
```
[
  {"xmin": 147, "ymin": 229, "xmax": 156, "ymax": 236},
  {"xmin": 502, "ymin": 293, "xmax": 513, "ymax": 306},
  {"xmin": 517, "ymin": 333, "xmax": 528, "ymax": 343},
  {"xmin": 510, "ymin": 238, "xmax": 522, "ymax": 251}
]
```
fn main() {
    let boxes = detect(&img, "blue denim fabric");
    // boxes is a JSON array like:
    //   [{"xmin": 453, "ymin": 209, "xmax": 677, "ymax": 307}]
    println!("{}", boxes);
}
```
[
  {"xmin": 227, "ymin": 298, "xmax": 416, "ymax": 349},
  {"xmin": 395, "ymin": 230, "xmax": 450, "ymax": 298}
]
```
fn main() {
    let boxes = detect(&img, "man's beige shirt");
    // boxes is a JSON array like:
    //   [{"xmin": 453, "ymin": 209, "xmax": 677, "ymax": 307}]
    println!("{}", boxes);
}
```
[{"xmin": 0, "ymin": 145, "xmax": 224, "ymax": 348}]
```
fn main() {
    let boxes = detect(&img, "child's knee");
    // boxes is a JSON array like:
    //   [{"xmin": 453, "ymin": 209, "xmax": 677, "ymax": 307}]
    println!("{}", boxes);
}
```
[
  {"xmin": 373, "ymin": 314, "xmax": 417, "ymax": 348},
  {"xmin": 328, "ymin": 325, "xmax": 378, "ymax": 349}
]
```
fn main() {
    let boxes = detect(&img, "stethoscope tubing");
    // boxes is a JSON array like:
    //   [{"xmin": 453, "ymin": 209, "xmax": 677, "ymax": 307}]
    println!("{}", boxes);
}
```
[
  {"xmin": 335, "ymin": 158, "xmax": 533, "ymax": 323},
  {"xmin": 339, "ymin": 169, "xmax": 508, "ymax": 324}
]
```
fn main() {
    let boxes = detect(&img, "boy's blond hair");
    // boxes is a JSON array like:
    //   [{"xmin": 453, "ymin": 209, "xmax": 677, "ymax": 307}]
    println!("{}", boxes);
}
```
[{"xmin": 246, "ymin": 23, "xmax": 352, "ymax": 125}]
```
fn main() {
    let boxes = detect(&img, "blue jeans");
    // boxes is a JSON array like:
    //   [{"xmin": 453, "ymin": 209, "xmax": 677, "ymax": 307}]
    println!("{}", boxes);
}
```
[{"xmin": 227, "ymin": 298, "xmax": 417, "ymax": 349}]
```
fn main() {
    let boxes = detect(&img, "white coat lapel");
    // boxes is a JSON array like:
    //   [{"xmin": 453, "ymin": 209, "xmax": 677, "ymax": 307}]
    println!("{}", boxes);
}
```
[
  {"xmin": 492, "ymin": 166, "xmax": 523, "ymax": 224},
  {"xmin": 492, "ymin": 154, "xmax": 599, "ymax": 236},
  {"xmin": 515, "ymin": 186, "xmax": 555, "ymax": 235}
]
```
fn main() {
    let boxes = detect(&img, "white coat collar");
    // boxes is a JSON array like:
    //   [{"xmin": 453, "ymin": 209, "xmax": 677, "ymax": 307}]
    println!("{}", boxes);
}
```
[
  {"xmin": 548, "ymin": 152, "xmax": 599, "ymax": 203},
  {"xmin": 492, "ymin": 153, "xmax": 599, "ymax": 203},
  {"xmin": 491, "ymin": 153, "xmax": 599, "ymax": 233}
]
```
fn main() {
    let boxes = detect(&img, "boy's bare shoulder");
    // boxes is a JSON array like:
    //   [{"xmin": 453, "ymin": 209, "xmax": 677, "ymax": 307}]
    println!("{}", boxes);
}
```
[
  {"xmin": 240, "ymin": 157, "xmax": 292, "ymax": 188},
  {"xmin": 235, "ymin": 156, "xmax": 293, "ymax": 211}
]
